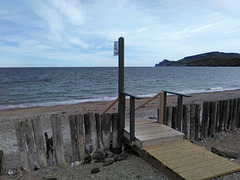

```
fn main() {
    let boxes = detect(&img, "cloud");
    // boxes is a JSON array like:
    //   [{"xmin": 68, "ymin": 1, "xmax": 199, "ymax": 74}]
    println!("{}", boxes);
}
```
[{"xmin": 1, "ymin": 0, "xmax": 240, "ymax": 66}]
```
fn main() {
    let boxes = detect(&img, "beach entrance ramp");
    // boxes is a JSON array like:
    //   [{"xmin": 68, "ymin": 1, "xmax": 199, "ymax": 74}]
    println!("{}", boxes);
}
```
[{"xmin": 124, "ymin": 122, "xmax": 240, "ymax": 180}]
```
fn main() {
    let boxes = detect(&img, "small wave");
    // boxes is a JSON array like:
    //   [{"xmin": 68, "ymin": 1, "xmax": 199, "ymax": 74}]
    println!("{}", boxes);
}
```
[{"xmin": 0, "ymin": 96, "xmax": 118, "ymax": 110}]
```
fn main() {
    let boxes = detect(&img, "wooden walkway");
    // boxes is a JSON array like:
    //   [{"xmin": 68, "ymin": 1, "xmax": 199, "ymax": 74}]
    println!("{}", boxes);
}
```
[{"xmin": 124, "ymin": 122, "xmax": 240, "ymax": 180}]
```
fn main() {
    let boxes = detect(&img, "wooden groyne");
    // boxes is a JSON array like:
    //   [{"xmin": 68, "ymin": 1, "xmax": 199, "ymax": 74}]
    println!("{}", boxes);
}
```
[
  {"xmin": 162, "ymin": 98, "xmax": 240, "ymax": 140},
  {"xmin": 14, "ymin": 113, "xmax": 120, "ymax": 171}
]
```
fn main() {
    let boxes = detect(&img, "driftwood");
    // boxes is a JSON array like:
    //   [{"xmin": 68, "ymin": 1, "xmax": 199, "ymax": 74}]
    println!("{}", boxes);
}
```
[{"xmin": 211, "ymin": 147, "xmax": 238, "ymax": 159}]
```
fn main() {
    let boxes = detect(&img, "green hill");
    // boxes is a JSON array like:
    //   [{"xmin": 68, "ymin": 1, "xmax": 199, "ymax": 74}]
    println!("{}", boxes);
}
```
[{"xmin": 155, "ymin": 52, "xmax": 240, "ymax": 67}]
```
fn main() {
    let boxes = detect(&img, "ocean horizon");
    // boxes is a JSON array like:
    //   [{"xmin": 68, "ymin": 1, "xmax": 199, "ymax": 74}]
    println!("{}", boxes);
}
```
[{"xmin": 1, "ymin": 66, "xmax": 240, "ymax": 110}]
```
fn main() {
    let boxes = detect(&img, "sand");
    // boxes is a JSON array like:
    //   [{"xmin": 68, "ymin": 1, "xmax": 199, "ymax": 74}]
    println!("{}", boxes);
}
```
[{"xmin": 1, "ymin": 89, "xmax": 240, "ymax": 179}]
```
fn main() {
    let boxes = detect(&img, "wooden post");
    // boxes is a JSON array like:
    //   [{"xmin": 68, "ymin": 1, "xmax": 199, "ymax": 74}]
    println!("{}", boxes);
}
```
[
  {"xmin": 0, "ymin": 150, "xmax": 5, "ymax": 175},
  {"xmin": 228, "ymin": 99, "xmax": 233, "ymax": 129},
  {"xmin": 190, "ymin": 104, "xmax": 196, "ymax": 140},
  {"xmin": 222, "ymin": 100, "xmax": 230, "ymax": 130},
  {"xmin": 84, "ymin": 113, "xmax": 98, "ymax": 153},
  {"xmin": 216, "ymin": 101, "xmax": 221, "ymax": 133},
  {"xmin": 112, "ymin": 113, "xmax": 121, "ymax": 149},
  {"xmin": 202, "ymin": 101, "xmax": 209, "ymax": 138},
  {"xmin": 166, "ymin": 106, "xmax": 173, "ymax": 127},
  {"xmin": 14, "ymin": 120, "xmax": 30, "ymax": 171},
  {"xmin": 172, "ymin": 107, "xmax": 177, "ymax": 130},
  {"xmin": 95, "ymin": 113, "xmax": 104, "ymax": 150},
  {"xmin": 118, "ymin": 37, "xmax": 125, "ymax": 146},
  {"xmin": 237, "ymin": 99, "xmax": 240, "ymax": 128},
  {"xmin": 31, "ymin": 116, "xmax": 48, "ymax": 168},
  {"xmin": 231, "ymin": 99, "xmax": 237, "ymax": 129},
  {"xmin": 130, "ymin": 96, "xmax": 135, "ymax": 143},
  {"xmin": 218, "ymin": 100, "xmax": 224, "ymax": 132},
  {"xmin": 24, "ymin": 118, "xmax": 38, "ymax": 170},
  {"xmin": 177, "ymin": 95, "xmax": 183, "ymax": 131},
  {"xmin": 209, "ymin": 101, "xmax": 217, "ymax": 136},
  {"xmin": 195, "ymin": 104, "xmax": 201, "ymax": 140},
  {"xmin": 69, "ymin": 115, "xmax": 79, "ymax": 162},
  {"xmin": 101, "ymin": 113, "xmax": 112, "ymax": 149},
  {"xmin": 76, "ymin": 114, "xmax": 85, "ymax": 161},
  {"xmin": 183, "ymin": 105, "xmax": 190, "ymax": 139},
  {"xmin": 158, "ymin": 91, "xmax": 165, "ymax": 124},
  {"xmin": 51, "ymin": 114, "xmax": 65, "ymax": 166}
]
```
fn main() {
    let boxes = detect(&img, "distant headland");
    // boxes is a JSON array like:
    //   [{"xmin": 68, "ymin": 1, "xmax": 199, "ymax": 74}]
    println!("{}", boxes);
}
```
[{"xmin": 155, "ymin": 51, "xmax": 240, "ymax": 67}]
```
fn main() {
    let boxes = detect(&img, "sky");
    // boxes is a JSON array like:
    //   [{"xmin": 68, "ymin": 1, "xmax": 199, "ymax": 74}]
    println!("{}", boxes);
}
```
[{"xmin": 1, "ymin": 0, "xmax": 240, "ymax": 67}]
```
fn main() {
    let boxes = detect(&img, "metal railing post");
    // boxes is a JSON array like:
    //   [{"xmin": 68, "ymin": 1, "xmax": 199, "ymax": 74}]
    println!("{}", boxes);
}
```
[{"xmin": 130, "ymin": 96, "xmax": 135, "ymax": 144}]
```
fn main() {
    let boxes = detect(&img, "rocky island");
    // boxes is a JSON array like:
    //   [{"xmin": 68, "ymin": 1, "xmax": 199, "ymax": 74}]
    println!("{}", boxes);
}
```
[{"xmin": 155, "ymin": 51, "xmax": 240, "ymax": 67}]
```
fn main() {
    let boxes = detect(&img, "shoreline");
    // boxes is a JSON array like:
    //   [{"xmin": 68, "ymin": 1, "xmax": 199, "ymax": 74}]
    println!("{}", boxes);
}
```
[
  {"xmin": 1, "ymin": 89, "xmax": 240, "ymax": 179},
  {"xmin": 1, "ymin": 89, "xmax": 240, "ymax": 119}
]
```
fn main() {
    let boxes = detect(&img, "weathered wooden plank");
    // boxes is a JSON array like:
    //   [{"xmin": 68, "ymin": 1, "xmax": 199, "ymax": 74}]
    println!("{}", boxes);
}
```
[
  {"xmin": 209, "ymin": 101, "xmax": 217, "ymax": 136},
  {"xmin": 24, "ymin": 118, "xmax": 38, "ymax": 170},
  {"xmin": 14, "ymin": 120, "xmax": 30, "ymax": 171},
  {"xmin": 215, "ymin": 101, "xmax": 221, "ymax": 133},
  {"xmin": 195, "ymin": 104, "xmax": 201, "ymax": 140},
  {"xmin": 76, "ymin": 114, "xmax": 85, "ymax": 161},
  {"xmin": 101, "ymin": 113, "xmax": 112, "ymax": 149},
  {"xmin": 228, "ymin": 99, "xmax": 234, "ymax": 129},
  {"xmin": 222, "ymin": 100, "xmax": 230, "ymax": 130},
  {"xmin": 69, "ymin": 115, "xmax": 79, "ymax": 162},
  {"xmin": 182, "ymin": 105, "xmax": 190, "ymax": 139},
  {"xmin": 84, "ymin": 113, "xmax": 98, "ymax": 153},
  {"xmin": 218, "ymin": 100, "xmax": 224, "ymax": 132},
  {"xmin": 51, "ymin": 114, "xmax": 65, "ymax": 166},
  {"xmin": 237, "ymin": 99, "xmax": 240, "ymax": 128},
  {"xmin": 84, "ymin": 114, "xmax": 91, "ymax": 155},
  {"xmin": 202, "ymin": 101, "xmax": 210, "ymax": 138},
  {"xmin": 31, "ymin": 116, "xmax": 48, "ymax": 168},
  {"xmin": 112, "ymin": 113, "xmax": 121, "ymax": 149},
  {"xmin": 189, "ymin": 104, "xmax": 195, "ymax": 140},
  {"xmin": 231, "ymin": 99, "xmax": 238, "ymax": 129},
  {"xmin": 95, "ymin": 113, "xmax": 104, "ymax": 150}
]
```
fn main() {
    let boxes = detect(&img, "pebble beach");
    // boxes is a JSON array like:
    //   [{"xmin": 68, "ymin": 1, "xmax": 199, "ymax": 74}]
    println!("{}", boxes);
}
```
[{"xmin": 1, "ymin": 89, "xmax": 240, "ymax": 179}]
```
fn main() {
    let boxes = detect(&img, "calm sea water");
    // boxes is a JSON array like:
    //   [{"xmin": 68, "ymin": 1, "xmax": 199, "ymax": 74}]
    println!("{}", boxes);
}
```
[{"xmin": 0, "ymin": 67, "xmax": 240, "ymax": 110}]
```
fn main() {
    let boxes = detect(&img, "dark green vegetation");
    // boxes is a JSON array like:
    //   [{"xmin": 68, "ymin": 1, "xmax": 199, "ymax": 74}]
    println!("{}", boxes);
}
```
[{"xmin": 155, "ymin": 51, "xmax": 240, "ymax": 67}]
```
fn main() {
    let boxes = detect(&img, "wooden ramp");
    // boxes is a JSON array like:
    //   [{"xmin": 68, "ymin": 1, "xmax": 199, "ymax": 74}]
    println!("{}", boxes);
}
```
[
  {"xmin": 124, "ymin": 123, "xmax": 240, "ymax": 180},
  {"xmin": 124, "ymin": 123, "xmax": 185, "ymax": 148}
]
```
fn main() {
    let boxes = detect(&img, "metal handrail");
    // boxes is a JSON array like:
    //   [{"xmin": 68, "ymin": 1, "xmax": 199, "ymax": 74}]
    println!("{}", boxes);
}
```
[{"xmin": 162, "ymin": 90, "xmax": 191, "ymax": 97}]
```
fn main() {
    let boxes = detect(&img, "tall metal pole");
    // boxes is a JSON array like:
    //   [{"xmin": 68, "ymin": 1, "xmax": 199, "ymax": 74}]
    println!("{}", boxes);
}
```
[{"xmin": 118, "ymin": 37, "xmax": 125, "ymax": 144}]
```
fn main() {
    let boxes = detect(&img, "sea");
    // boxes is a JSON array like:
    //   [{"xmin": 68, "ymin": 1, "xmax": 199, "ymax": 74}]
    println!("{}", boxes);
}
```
[{"xmin": 0, "ymin": 67, "xmax": 240, "ymax": 110}]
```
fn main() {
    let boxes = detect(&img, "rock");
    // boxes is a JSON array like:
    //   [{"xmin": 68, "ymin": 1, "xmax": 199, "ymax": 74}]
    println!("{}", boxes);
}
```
[
  {"xmin": 103, "ymin": 160, "xmax": 113, "ymax": 167},
  {"xmin": 111, "ymin": 148, "xmax": 122, "ymax": 154},
  {"xmin": 91, "ymin": 149, "xmax": 106, "ymax": 162},
  {"xmin": 82, "ymin": 155, "xmax": 91, "ymax": 165},
  {"xmin": 114, "ymin": 153, "xmax": 127, "ymax": 162},
  {"xmin": 91, "ymin": 167, "xmax": 100, "ymax": 174},
  {"xmin": 105, "ymin": 150, "xmax": 114, "ymax": 158}
]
